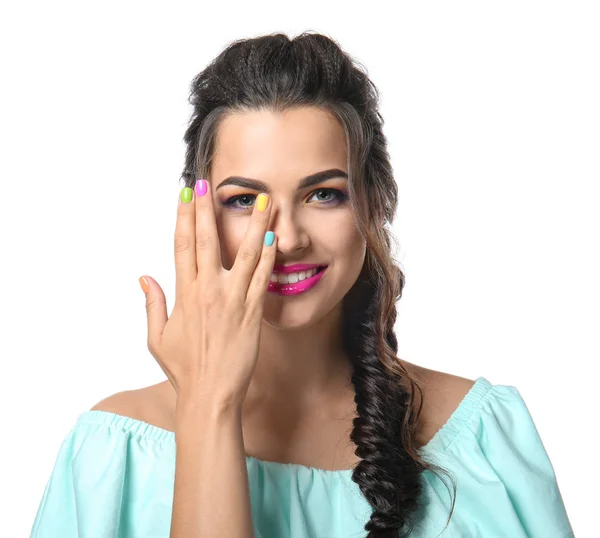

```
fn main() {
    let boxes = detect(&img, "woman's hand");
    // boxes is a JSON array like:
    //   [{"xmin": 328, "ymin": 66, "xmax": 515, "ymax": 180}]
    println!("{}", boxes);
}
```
[{"xmin": 138, "ymin": 179, "xmax": 276, "ymax": 412}]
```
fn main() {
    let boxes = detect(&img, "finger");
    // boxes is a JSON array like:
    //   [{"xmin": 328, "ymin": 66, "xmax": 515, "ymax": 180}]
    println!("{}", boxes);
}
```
[
  {"xmin": 245, "ymin": 230, "xmax": 277, "ymax": 312},
  {"xmin": 174, "ymin": 185, "xmax": 197, "ymax": 301},
  {"xmin": 194, "ymin": 178, "xmax": 222, "ymax": 286},
  {"xmin": 229, "ymin": 192, "xmax": 272, "ymax": 300},
  {"xmin": 138, "ymin": 275, "xmax": 169, "ymax": 352}
]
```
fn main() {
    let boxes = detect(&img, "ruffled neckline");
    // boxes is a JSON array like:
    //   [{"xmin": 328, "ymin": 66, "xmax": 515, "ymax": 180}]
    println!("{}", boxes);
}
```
[{"xmin": 78, "ymin": 376, "xmax": 493, "ymax": 476}]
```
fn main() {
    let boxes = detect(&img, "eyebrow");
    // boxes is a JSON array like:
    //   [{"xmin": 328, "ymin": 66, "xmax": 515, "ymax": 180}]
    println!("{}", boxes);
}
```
[{"xmin": 215, "ymin": 168, "xmax": 348, "ymax": 192}]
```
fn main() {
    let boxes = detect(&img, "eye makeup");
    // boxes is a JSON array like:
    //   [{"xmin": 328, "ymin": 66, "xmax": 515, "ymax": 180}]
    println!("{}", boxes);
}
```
[{"xmin": 220, "ymin": 188, "xmax": 348, "ymax": 211}]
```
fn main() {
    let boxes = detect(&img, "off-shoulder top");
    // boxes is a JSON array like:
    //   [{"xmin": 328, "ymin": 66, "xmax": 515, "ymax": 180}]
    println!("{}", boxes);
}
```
[{"xmin": 29, "ymin": 376, "xmax": 574, "ymax": 537}]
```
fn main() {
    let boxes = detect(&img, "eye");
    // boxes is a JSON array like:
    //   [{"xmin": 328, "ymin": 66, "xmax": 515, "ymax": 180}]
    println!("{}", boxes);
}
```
[
  {"xmin": 307, "ymin": 189, "xmax": 347, "ymax": 205},
  {"xmin": 222, "ymin": 188, "xmax": 348, "ymax": 211}
]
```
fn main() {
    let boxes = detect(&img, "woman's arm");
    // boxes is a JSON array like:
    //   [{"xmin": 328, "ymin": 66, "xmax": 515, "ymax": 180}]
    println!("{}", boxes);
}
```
[{"xmin": 170, "ymin": 396, "xmax": 255, "ymax": 538}]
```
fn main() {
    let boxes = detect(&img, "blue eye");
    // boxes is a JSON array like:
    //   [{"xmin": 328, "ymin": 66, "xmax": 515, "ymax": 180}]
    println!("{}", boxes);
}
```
[{"xmin": 222, "ymin": 188, "xmax": 348, "ymax": 211}]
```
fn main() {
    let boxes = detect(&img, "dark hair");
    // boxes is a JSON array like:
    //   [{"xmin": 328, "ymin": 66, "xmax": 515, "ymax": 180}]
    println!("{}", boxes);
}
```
[{"xmin": 179, "ymin": 30, "xmax": 456, "ymax": 538}]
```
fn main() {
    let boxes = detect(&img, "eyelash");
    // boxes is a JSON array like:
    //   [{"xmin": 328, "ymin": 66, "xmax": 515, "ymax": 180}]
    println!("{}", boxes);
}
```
[{"xmin": 222, "ymin": 188, "xmax": 348, "ymax": 211}]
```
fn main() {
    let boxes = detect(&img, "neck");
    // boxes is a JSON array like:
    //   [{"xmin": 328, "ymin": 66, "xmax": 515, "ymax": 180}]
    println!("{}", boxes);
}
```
[{"xmin": 246, "ymin": 301, "xmax": 354, "ymax": 412}]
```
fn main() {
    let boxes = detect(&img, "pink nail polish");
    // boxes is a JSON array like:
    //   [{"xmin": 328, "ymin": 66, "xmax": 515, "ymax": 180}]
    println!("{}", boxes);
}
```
[{"xmin": 195, "ymin": 179, "xmax": 208, "ymax": 197}]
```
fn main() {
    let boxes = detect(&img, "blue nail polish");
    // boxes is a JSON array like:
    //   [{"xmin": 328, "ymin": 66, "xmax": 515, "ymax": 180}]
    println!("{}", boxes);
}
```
[{"xmin": 264, "ymin": 231, "xmax": 275, "ymax": 247}]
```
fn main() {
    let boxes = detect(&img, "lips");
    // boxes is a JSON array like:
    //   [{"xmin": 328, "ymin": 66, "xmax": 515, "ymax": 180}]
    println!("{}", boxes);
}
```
[{"xmin": 268, "ymin": 265, "xmax": 328, "ymax": 295}]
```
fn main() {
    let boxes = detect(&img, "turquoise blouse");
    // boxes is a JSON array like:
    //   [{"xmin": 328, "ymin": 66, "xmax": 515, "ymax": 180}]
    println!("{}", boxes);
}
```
[{"xmin": 29, "ymin": 376, "xmax": 574, "ymax": 537}]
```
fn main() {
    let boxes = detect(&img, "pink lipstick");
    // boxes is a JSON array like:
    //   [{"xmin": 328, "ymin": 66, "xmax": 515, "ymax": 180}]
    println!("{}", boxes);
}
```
[{"xmin": 268, "ymin": 265, "xmax": 328, "ymax": 296}]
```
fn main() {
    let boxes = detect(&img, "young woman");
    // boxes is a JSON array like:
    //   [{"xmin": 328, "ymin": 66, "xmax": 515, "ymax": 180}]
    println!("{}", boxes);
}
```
[{"xmin": 29, "ymin": 32, "xmax": 574, "ymax": 538}]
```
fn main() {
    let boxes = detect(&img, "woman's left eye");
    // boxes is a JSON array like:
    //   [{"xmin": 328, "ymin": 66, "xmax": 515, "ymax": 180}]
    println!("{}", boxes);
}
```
[{"xmin": 222, "ymin": 188, "xmax": 348, "ymax": 211}]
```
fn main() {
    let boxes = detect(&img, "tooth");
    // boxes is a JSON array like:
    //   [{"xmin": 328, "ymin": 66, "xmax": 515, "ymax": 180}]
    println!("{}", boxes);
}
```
[{"xmin": 270, "ymin": 268, "xmax": 320, "ymax": 284}]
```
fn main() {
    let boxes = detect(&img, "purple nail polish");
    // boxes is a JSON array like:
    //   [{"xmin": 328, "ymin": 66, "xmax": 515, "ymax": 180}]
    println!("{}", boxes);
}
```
[{"xmin": 195, "ymin": 179, "xmax": 208, "ymax": 197}]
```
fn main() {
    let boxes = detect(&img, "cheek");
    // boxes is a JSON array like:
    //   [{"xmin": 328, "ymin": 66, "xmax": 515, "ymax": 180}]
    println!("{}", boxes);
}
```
[
  {"xmin": 336, "ymin": 219, "xmax": 367, "ymax": 271},
  {"xmin": 325, "ymin": 217, "xmax": 365, "ymax": 255}
]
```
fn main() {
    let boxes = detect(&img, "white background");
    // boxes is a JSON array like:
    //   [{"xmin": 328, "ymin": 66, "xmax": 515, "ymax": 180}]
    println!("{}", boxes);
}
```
[{"xmin": 2, "ymin": 1, "xmax": 596, "ymax": 536}]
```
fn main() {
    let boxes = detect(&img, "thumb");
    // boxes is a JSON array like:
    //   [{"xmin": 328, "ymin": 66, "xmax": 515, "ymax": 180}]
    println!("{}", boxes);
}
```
[{"xmin": 138, "ymin": 276, "xmax": 168, "ymax": 346}]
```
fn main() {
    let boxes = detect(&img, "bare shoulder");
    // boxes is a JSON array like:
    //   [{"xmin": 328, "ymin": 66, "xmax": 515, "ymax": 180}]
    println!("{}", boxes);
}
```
[
  {"xmin": 423, "ymin": 367, "xmax": 477, "ymax": 406},
  {"xmin": 90, "ymin": 381, "xmax": 175, "ymax": 432},
  {"xmin": 404, "ymin": 362, "xmax": 477, "ymax": 447}
]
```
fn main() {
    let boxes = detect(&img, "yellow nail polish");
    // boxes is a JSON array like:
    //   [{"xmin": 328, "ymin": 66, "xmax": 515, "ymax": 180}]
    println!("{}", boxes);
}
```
[{"xmin": 256, "ymin": 193, "xmax": 269, "ymax": 212}]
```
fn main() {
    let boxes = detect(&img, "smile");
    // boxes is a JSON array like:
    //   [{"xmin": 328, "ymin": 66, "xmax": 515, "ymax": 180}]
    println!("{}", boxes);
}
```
[
  {"xmin": 270, "ymin": 266, "xmax": 326, "ymax": 284},
  {"xmin": 268, "ymin": 266, "xmax": 328, "ymax": 296}
]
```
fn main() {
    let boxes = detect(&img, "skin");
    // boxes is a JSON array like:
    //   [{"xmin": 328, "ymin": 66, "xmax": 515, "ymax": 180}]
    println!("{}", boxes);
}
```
[{"xmin": 207, "ymin": 106, "xmax": 366, "ymax": 418}]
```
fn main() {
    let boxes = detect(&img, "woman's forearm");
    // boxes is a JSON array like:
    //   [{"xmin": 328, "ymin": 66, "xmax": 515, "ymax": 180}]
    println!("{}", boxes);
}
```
[{"xmin": 170, "ymin": 396, "xmax": 255, "ymax": 538}]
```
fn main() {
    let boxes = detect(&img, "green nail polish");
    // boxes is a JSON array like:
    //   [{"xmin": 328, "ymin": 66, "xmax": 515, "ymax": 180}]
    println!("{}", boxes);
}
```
[{"xmin": 181, "ymin": 187, "xmax": 193, "ymax": 203}]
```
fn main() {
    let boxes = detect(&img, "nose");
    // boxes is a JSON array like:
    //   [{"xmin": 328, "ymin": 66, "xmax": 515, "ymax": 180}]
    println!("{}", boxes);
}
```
[{"xmin": 267, "ymin": 205, "xmax": 310, "ymax": 255}]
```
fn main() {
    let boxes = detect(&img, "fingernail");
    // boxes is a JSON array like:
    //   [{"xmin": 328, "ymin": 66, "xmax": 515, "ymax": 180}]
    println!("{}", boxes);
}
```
[
  {"xmin": 181, "ymin": 187, "xmax": 193, "ymax": 203},
  {"xmin": 264, "ymin": 231, "xmax": 275, "ymax": 246},
  {"xmin": 257, "ymin": 193, "xmax": 269, "ymax": 212},
  {"xmin": 195, "ymin": 179, "xmax": 208, "ymax": 197},
  {"xmin": 139, "ymin": 276, "xmax": 150, "ymax": 294}
]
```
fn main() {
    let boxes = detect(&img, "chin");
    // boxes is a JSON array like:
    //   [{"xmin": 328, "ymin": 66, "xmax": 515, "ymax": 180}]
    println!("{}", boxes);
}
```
[
  {"xmin": 261, "ymin": 309, "xmax": 326, "ymax": 331},
  {"xmin": 262, "ymin": 293, "xmax": 347, "ymax": 332}
]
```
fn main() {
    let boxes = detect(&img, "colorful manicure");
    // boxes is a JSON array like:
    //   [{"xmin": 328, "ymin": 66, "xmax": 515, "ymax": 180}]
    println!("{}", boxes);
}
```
[
  {"xmin": 181, "ymin": 188, "xmax": 193, "ymax": 203},
  {"xmin": 257, "ymin": 193, "xmax": 269, "ymax": 212},
  {"xmin": 264, "ymin": 231, "xmax": 275, "ymax": 246},
  {"xmin": 195, "ymin": 179, "xmax": 208, "ymax": 197}
]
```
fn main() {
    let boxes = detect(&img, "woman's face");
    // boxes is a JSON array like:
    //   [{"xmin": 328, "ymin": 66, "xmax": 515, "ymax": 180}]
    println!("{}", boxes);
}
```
[{"xmin": 208, "ymin": 106, "xmax": 367, "ymax": 329}]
